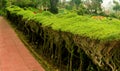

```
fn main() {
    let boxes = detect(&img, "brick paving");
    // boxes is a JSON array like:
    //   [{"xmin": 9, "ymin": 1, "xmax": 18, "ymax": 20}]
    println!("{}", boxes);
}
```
[{"xmin": 0, "ymin": 16, "xmax": 45, "ymax": 71}]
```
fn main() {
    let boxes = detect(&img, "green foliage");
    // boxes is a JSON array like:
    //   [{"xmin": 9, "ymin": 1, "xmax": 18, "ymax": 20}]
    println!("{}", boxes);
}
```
[
  {"xmin": 77, "ymin": 5, "xmax": 87, "ymax": 15},
  {"xmin": 50, "ymin": 7, "xmax": 58, "ymax": 14},
  {"xmin": 6, "ymin": 0, "xmax": 41, "ymax": 8},
  {"xmin": 65, "ymin": 5, "xmax": 72, "ymax": 10},
  {"xmin": 71, "ymin": 0, "xmax": 81, "ymax": 10},
  {"xmin": 25, "ymin": 7, "xmax": 39, "ymax": 13},
  {"xmin": 6, "ymin": 6, "xmax": 120, "ymax": 41},
  {"xmin": 0, "ymin": 10, "xmax": 4, "ymax": 15},
  {"xmin": 73, "ymin": 0, "xmax": 81, "ymax": 6},
  {"xmin": 0, "ymin": 0, "xmax": 7, "ymax": 8},
  {"xmin": 41, "ymin": 11, "xmax": 53, "ymax": 16},
  {"xmin": 109, "ymin": 12, "xmax": 120, "ymax": 19},
  {"xmin": 64, "ymin": 13, "xmax": 77, "ymax": 18},
  {"xmin": 49, "ymin": 0, "xmax": 59, "ymax": 14},
  {"xmin": 84, "ymin": 0, "xmax": 103, "ymax": 14},
  {"xmin": 113, "ymin": 1, "xmax": 120, "ymax": 12},
  {"xmin": 0, "ymin": 0, "xmax": 8, "ymax": 15},
  {"xmin": 13, "ymin": 0, "xmax": 29, "ymax": 7},
  {"xmin": 6, "ymin": 5, "xmax": 23, "ymax": 14},
  {"xmin": 58, "ymin": 9, "xmax": 69, "ymax": 14}
]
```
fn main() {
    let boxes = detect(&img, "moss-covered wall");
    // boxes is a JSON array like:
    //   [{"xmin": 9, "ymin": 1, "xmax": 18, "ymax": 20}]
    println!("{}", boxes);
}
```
[{"xmin": 6, "ymin": 6, "xmax": 120, "ymax": 71}]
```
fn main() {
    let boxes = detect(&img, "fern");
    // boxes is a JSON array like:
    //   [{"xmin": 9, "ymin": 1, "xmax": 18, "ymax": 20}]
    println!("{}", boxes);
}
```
[{"xmin": 6, "ymin": 6, "xmax": 120, "ymax": 41}]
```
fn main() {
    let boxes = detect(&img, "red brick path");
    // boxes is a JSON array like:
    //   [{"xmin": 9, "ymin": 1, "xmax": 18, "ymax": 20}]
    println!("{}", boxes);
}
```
[{"xmin": 0, "ymin": 17, "xmax": 45, "ymax": 71}]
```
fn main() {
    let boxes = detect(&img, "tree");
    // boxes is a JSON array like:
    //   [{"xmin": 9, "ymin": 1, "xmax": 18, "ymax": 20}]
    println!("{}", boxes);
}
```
[
  {"xmin": 58, "ymin": 0, "xmax": 66, "ymax": 8},
  {"xmin": 9, "ymin": 0, "xmax": 42, "ymax": 8},
  {"xmin": 49, "ymin": 0, "xmax": 59, "ymax": 14},
  {"xmin": 113, "ymin": 1, "xmax": 120, "ymax": 13},
  {"xmin": 29, "ymin": 0, "xmax": 41, "ymax": 8},
  {"xmin": 84, "ymin": 0, "xmax": 103, "ymax": 14},
  {"xmin": 12, "ymin": 0, "xmax": 32, "ymax": 7},
  {"xmin": 72, "ymin": 0, "xmax": 81, "ymax": 10},
  {"xmin": 92, "ymin": 0, "xmax": 103, "ymax": 13},
  {"xmin": 38, "ymin": 0, "xmax": 59, "ymax": 14},
  {"xmin": 0, "ymin": 0, "xmax": 11, "ymax": 15},
  {"xmin": 0, "ymin": 0, "xmax": 7, "ymax": 8}
]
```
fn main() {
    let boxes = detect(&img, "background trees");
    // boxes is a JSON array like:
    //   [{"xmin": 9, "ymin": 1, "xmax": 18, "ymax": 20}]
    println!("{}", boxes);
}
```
[
  {"xmin": 1, "ymin": 0, "xmax": 120, "ymax": 17},
  {"xmin": 0, "ymin": 0, "xmax": 8, "ymax": 15},
  {"xmin": 0, "ymin": 0, "xmax": 103, "ymax": 15},
  {"xmin": 49, "ymin": 0, "xmax": 59, "ymax": 14},
  {"xmin": 113, "ymin": 1, "xmax": 120, "ymax": 13},
  {"xmin": 0, "ymin": 0, "xmax": 7, "ymax": 9},
  {"xmin": 83, "ymin": 0, "xmax": 103, "ymax": 14},
  {"xmin": 91, "ymin": 0, "xmax": 103, "ymax": 14},
  {"xmin": 71, "ymin": 0, "xmax": 81, "ymax": 10}
]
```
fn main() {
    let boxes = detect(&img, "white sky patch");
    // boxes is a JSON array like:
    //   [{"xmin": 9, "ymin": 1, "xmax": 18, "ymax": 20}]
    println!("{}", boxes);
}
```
[
  {"xmin": 102, "ymin": 0, "xmax": 120, "ymax": 11},
  {"xmin": 102, "ymin": 0, "xmax": 113, "ymax": 9},
  {"xmin": 102, "ymin": 0, "xmax": 113, "ymax": 7},
  {"xmin": 66, "ymin": 0, "xmax": 70, "ymax": 1}
]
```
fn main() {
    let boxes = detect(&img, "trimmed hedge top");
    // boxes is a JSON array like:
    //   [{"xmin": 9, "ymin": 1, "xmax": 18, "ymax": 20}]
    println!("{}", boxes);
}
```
[{"xmin": 6, "ymin": 6, "xmax": 120, "ymax": 41}]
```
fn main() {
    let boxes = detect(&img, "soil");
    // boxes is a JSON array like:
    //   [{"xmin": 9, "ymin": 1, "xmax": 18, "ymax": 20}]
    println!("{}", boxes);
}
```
[{"xmin": 0, "ymin": 16, "xmax": 45, "ymax": 71}]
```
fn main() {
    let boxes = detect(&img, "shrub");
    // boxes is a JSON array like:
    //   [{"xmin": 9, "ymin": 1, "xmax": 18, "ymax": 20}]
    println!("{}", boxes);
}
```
[
  {"xmin": 65, "ymin": 5, "xmax": 72, "ymax": 10},
  {"xmin": 6, "ymin": 6, "xmax": 120, "ymax": 41},
  {"xmin": 77, "ymin": 5, "xmax": 88, "ymax": 15},
  {"xmin": 6, "ymin": 6, "xmax": 120, "ymax": 71},
  {"xmin": 41, "ymin": 11, "xmax": 53, "ymax": 16},
  {"xmin": 50, "ymin": 7, "xmax": 58, "ymax": 14}
]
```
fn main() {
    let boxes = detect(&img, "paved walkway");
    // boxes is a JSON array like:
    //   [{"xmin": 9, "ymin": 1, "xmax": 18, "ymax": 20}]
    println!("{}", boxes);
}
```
[{"xmin": 0, "ymin": 17, "xmax": 45, "ymax": 71}]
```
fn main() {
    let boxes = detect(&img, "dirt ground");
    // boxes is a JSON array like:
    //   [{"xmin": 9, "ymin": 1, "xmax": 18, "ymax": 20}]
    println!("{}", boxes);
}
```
[{"xmin": 0, "ymin": 16, "xmax": 45, "ymax": 71}]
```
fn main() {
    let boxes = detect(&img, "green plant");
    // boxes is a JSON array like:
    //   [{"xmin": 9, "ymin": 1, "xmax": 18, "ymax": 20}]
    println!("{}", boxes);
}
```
[
  {"xmin": 6, "ymin": 6, "xmax": 120, "ymax": 71},
  {"xmin": 6, "ymin": 6, "xmax": 120, "ymax": 41}
]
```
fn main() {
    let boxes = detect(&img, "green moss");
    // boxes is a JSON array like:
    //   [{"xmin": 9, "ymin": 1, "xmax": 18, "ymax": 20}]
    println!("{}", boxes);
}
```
[{"xmin": 6, "ymin": 6, "xmax": 120, "ymax": 41}]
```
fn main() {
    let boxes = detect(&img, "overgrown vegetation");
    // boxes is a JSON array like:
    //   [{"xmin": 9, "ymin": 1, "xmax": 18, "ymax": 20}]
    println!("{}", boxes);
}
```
[
  {"xmin": 1, "ymin": 0, "xmax": 120, "ymax": 17},
  {"xmin": 0, "ymin": 0, "xmax": 120, "ymax": 71},
  {"xmin": 6, "ymin": 6, "xmax": 120, "ymax": 71},
  {"xmin": 6, "ymin": 5, "xmax": 120, "ymax": 41}
]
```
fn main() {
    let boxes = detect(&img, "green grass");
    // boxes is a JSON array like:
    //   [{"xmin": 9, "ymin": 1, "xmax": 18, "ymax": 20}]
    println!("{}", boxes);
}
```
[{"xmin": 6, "ymin": 6, "xmax": 120, "ymax": 41}]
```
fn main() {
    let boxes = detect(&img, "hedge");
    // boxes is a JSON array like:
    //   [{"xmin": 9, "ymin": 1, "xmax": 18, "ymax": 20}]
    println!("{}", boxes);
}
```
[{"xmin": 6, "ymin": 5, "xmax": 120, "ymax": 71}]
